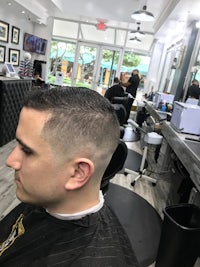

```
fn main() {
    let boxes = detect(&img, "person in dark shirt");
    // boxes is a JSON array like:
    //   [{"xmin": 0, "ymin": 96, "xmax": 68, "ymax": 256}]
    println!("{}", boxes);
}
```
[
  {"xmin": 0, "ymin": 87, "xmax": 140, "ymax": 267},
  {"xmin": 121, "ymin": 69, "xmax": 141, "ymax": 98},
  {"xmin": 32, "ymin": 72, "xmax": 45, "ymax": 88},
  {"xmin": 104, "ymin": 77, "xmax": 125, "ymax": 102},
  {"xmin": 186, "ymin": 79, "xmax": 200, "ymax": 100}
]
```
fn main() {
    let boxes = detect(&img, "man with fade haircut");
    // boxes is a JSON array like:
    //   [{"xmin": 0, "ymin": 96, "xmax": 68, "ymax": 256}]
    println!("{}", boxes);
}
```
[{"xmin": 0, "ymin": 87, "xmax": 140, "ymax": 267}]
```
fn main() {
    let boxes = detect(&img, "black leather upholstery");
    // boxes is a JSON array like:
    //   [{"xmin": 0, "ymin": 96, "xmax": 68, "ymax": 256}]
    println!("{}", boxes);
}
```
[
  {"xmin": 101, "ymin": 140, "xmax": 128, "ymax": 194},
  {"xmin": 112, "ymin": 103, "xmax": 127, "ymax": 126},
  {"xmin": 0, "ymin": 79, "xmax": 32, "ymax": 147},
  {"xmin": 111, "ymin": 96, "xmax": 134, "ymax": 123}
]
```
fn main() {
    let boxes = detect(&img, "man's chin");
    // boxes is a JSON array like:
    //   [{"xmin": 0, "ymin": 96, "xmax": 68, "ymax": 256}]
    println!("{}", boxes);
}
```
[
  {"xmin": 16, "ymin": 192, "xmax": 44, "ymax": 207},
  {"xmin": 16, "ymin": 192, "xmax": 25, "ymax": 203},
  {"xmin": 16, "ymin": 190, "xmax": 31, "ymax": 204}
]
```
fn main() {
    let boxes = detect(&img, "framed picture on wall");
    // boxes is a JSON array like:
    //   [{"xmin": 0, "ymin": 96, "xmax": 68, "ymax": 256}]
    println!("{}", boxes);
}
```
[
  {"xmin": 0, "ymin": 20, "xmax": 9, "ymax": 42},
  {"xmin": 11, "ymin": 26, "xmax": 20, "ymax": 44},
  {"xmin": 9, "ymin": 48, "xmax": 20, "ymax": 66},
  {"xmin": 0, "ymin": 45, "xmax": 6, "ymax": 63}
]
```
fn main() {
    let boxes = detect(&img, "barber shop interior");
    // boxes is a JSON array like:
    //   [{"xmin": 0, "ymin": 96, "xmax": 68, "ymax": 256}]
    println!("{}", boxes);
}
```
[{"xmin": 0, "ymin": 0, "xmax": 200, "ymax": 266}]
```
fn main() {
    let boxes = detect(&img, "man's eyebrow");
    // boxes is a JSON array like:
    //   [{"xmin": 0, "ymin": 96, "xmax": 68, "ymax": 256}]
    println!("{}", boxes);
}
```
[{"xmin": 16, "ymin": 137, "xmax": 35, "ymax": 152}]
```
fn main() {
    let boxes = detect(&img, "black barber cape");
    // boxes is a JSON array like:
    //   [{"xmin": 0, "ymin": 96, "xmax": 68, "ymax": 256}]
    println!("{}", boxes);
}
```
[{"xmin": 0, "ymin": 203, "xmax": 140, "ymax": 267}]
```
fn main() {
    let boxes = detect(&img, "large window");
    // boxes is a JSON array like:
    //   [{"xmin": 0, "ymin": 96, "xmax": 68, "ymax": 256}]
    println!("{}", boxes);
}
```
[
  {"xmin": 192, "ymin": 47, "xmax": 200, "ymax": 81},
  {"xmin": 53, "ymin": 18, "xmax": 153, "ymax": 52},
  {"xmin": 80, "ymin": 24, "xmax": 115, "ymax": 45},
  {"xmin": 49, "ymin": 19, "xmax": 151, "ymax": 94},
  {"xmin": 48, "ymin": 40, "xmax": 76, "ymax": 86},
  {"xmin": 74, "ymin": 44, "xmax": 98, "ymax": 89},
  {"xmin": 53, "ymin": 20, "xmax": 79, "ymax": 39},
  {"xmin": 120, "ymin": 51, "xmax": 150, "ymax": 88}
]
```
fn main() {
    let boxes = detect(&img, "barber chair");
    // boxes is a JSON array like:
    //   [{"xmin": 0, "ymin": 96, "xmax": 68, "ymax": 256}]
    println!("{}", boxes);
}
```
[
  {"xmin": 111, "ymin": 95, "xmax": 134, "ymax": 124},
  {"xmin": 101, "ymin": 139, "xmax": 128, "ymax": 194},
  {"xmin": 112, "ymin": 103, "xmax": 127, "ymax": 126},
  {"xmin": 112, "ymin": 103, "xmax": 127, "ymax": 139},
  {"xmin": 112, "ymin": 95, "xmax": 140, "ymax": 142}
]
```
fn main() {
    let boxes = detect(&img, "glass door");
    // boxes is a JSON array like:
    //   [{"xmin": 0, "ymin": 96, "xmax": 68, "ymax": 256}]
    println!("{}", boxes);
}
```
[
  {"xmin": 48, "ymin": 40, "xmax": 77, "ymax": 86},
  {"xmin": 72, "ymin": 43, "xmax": 99, "ymax": 89},
  {"xmin": 94, "ymin": 47, "xmax": 123, "ymax": 94},
  {"xmin": 71, "ymin": 43, "xmax": 123, "ymax": 94}
]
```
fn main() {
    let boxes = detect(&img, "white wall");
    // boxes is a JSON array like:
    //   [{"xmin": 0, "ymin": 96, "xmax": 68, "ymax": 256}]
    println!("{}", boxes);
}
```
[
  {"xmin": 0, "ymin": 10, "xmax": 33, "ymax": 69},
  {"xmin": 0, "ymin": 6, "xmax": 53, "ymax": 81},
  {"xmin": 145, "ymin": 21, "xmax": 198, "ymax": 97},
  {"xmin": 32, "ymin": 17, "xmax": 54, "ymax": 81}
]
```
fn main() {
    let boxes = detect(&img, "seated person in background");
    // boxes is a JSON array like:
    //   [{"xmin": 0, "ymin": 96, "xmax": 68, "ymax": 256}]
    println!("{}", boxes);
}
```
[
  {"xmin": 0, "ymin": 88, "xmax": 139, "ymax": 267},
  {"xmin": 186, "ymin": 79, "xmax": 200, "ymax": 100},
  {"xmin": 33, "ymin": 72, "xmax": 44, "ymax": 87},
  {"xmin": 104, "ymin": 77, "xmax": 125, "ymax": 102}
]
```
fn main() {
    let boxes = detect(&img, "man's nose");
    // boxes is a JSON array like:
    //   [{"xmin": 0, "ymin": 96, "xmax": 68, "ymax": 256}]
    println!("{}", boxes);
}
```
[{"xmin": 6, "ymin": 146, "xmax": 22, "ymax": 170}]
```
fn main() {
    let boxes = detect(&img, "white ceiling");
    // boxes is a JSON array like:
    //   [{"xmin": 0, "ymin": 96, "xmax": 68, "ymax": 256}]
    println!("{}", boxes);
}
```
[{"xmin": 5, "ymin": 0, "xmax": 200, "ymax": 53}]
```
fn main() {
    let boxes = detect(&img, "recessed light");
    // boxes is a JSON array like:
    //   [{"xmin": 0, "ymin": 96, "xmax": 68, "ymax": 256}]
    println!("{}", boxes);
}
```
[
  {"xmin": 8, "ymin": 2, "xmax": 12, "ymax": 5},
  {"xmin": 21, "ymin": 10, "xmax": 25, "ymax": 14}
]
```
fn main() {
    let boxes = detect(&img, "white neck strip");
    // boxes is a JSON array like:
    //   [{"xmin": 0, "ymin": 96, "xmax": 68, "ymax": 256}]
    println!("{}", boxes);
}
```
[{"xmin": 46, "ymin": 190, "xmax": 104, "ymax": 220}]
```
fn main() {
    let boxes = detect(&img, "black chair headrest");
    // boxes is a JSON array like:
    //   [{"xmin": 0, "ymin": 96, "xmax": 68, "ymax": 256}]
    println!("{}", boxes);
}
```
[
  {"xmin": 101, "ymin": 140, "xmax": 128, "ymax": 193},
  {"xmin": 112, "ymin": 103, "xmax": 127, "ymax": 126},
  {"xmin": 111, "ymin": 96, "xmax": 130, "ymax": 106}
]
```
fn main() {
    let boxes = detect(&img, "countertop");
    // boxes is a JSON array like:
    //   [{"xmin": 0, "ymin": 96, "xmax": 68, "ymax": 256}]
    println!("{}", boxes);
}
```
[{"xmin": 145, "ymin": 102, "xmax": 200, "ymax": 191}]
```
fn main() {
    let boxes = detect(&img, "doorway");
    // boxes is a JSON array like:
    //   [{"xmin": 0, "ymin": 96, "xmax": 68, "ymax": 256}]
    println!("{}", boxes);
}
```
[
  {"xmin": 72, "ymin": 42, "xmax": 123, "ymax": 94},
  {"xmin": 94, "ymin": 46, "xmax": 122, "ymax": 94},
  {"xmin": 48, "ymin": 40, "xmax": 149, "ymax": 94}
]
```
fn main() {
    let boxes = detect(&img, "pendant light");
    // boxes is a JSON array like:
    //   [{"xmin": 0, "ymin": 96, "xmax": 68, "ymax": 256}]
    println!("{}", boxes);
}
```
[
  {"xmin": 130, "ymin": 22, "xmax": 145, "ymax": 38},
  {"xmin": 131, "ymin": 4, "xmax": 155, "ymax": 22},
  {"xmin": 129, "ymin": 36, "xmax": 142, "ymax": 43}
]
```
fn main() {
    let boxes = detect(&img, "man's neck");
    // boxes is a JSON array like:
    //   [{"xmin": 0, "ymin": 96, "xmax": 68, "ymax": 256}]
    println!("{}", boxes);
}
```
[{"xmin": 46, "ymin": 190, "xmax": 104, "ymax": 220}]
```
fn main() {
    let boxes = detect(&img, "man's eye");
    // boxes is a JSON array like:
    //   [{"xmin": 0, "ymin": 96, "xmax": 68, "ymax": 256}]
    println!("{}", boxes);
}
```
[{"xmin": 21, "ymin": 147, "xmax": 32, "ymax": 155}]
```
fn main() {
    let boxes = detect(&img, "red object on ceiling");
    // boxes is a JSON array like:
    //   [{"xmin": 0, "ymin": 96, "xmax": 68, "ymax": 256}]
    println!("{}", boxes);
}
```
[{"xmin": 97, "ymin": 22, "xmax": 106, "ymax": 31}]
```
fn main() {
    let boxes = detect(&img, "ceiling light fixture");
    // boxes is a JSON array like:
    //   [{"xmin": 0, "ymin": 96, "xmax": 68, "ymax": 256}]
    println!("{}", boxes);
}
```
[
  {"xmin": 129, "ymin": 36, "xmax": 142, "ymax": 43},
  {"xmin": 130, "ymin": 22, "xmax": 145, "ymax": 38},
  {"xmin": 131, "ymin": 4, "xmax": 155, "ymax": 22},
  {"xmin": 196, "ymin": 21, "xmax": 200, "ymax": 28}
]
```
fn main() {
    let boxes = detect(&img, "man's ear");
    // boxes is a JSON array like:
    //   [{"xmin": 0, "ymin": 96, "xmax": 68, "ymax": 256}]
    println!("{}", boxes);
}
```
[{"xmin": 65, "ymin": 158, "xmax": 94, "ymax": 190}]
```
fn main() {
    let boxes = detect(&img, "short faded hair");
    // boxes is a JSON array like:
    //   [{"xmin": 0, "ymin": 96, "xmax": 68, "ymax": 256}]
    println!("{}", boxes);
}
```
[
  {"xmin": 192, "ymin": 79, "xmax": 199, "ymax": 86},
  {"xmin": 23, "ymin": 87, "xmax": 120, "ymax": 164}
]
